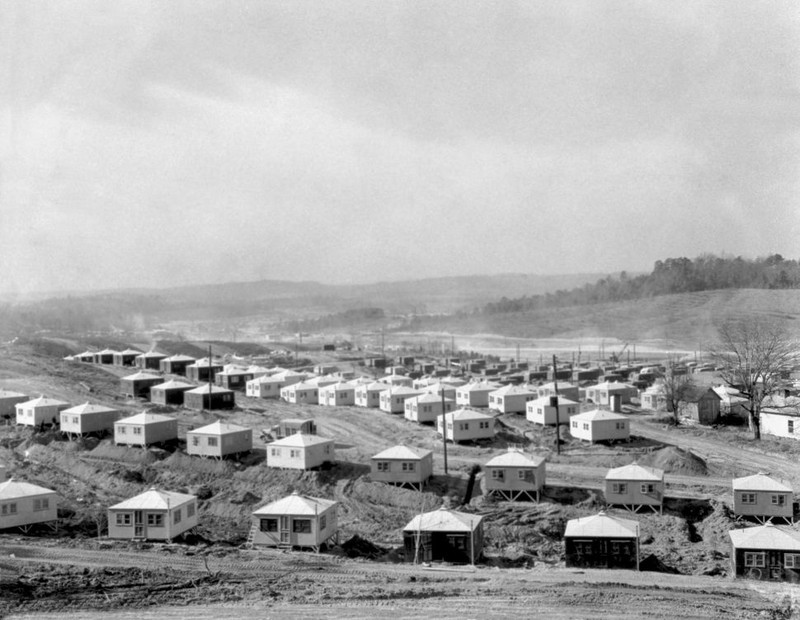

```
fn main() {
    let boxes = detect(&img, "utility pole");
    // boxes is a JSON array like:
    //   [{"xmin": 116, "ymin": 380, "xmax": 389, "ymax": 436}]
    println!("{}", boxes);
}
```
[
  {"xmin": 553, "ymin": 354, "xmax": 561, "ymax": 456},
  {"xmin": 207, "ymin": 344, "xmax": 213, "ymax": 409},
  {"xmin": 442, "ymin": 390, "xmax": 449, "ymax": 475}
]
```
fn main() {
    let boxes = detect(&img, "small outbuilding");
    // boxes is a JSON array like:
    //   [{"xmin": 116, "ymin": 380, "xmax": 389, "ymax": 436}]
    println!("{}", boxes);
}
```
[
  {"xmin": 114, "ymin": 412, "xmax": 178, "ymax": 447},
  {"xmin": 732, "ymin": 473, "xmax": 794, "ymax": 524},
  {"xmin": 403, "ymin": 507, "xmax": 484, "ymax": 564},
  {"xmin": 15, "ymin": 396, "xmax": 70, "ymax": 428},
  {"xmin": 183, "ymin": 384, "xmax": 236, "ymax": 411},
  {"xmin": 135, "ymin": 351, "xmax": 168, "ymax": 371},
  {"xmin": 564, "ymin": 512, "xmax": 640, "ymax": 570},
  {"xmin": 149, "ymin": 380, "xmax": 195, "ymax": 406},
  {"xmin": 270, "ymin": 418, "xmax": 317, "ymax": 439},
  {"xmin": 159, "ymin": 354, "xmax": 197, "ymax": 376},
  {"xmin": 569, "ymin": 409, "xmax": 630, "ymax": 443},
  {"xmin": 186, "ymin": 421, "xmax": 252, "ymax": 459},
  {"xmin": 93, "ymin": 348, "xmax": 118, "ymax": 364},
  {"xmin": 526, "ymin": 395, "xmax": 579, "ymax": 426},
  {"xmin": 437, "ymin": 409, "xmax": 495, "ymax": 443},
  {"xmin": 60, "ymin": 403, "xmax": 120, "ymax": 438},
  {"xmin": 113, "ymin": 349, "xmax": 142, "ymax": 367},
  {"xmin": 120, "ymin": 372, "xmax": 163, "ymax": 399},
  {"xmin": 677, "ymin": 386, "xmax": 722, "ymax": 425},
  {"xmin": 371, "ymin": 445, "xmax": 433, "ymax": 491},
  {"xmin": 0, "ymin": 479, "xmax": 58, "ymax": 532},
  {"xmin": 483, "ymin": 448, "xmax": 546, "ymax": 501},
  {"xmin": 267, "ymin": 433, "xmax": 335, "ymax": 470},
  {"xmin": 729, "ymin": 523, "xmax": 800, "ymax": 582},
  {"xmin": 605, "ymin": 463, "xmax": 665, "ymax": 514},
  {"xmin": 354, "ymin": 381, "xmax": 390, "ymax": 408},
  {"xmin": 108, "ymin": 488, "xmax": 197, "ymax": 541},
  {"xmin": 185, "ymin": 358, "xmax": 224, "ymax": 383},
  {"xmin": 251, "ymin": 492, "xmax": 338, "ymax": 551},
  {"xmin": 488, "ymin": 384, "xmax": 538, "ymax": 414}
]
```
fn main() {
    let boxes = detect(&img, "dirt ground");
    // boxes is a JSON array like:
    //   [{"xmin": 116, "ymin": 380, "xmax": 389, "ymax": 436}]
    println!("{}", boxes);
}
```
[{"xmin": 3, "ymin": 338, "xmax": 800, "ymax": 618}]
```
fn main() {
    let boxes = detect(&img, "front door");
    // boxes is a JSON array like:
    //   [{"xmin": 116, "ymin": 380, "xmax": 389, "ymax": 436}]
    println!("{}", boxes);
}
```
[
  {"xmin": 134, "ymin": 511, "xmax": 145, "ymax": 539},
  {"xmin": 280, "ymin": 516, "xmax": 290, "ymax": 544}
]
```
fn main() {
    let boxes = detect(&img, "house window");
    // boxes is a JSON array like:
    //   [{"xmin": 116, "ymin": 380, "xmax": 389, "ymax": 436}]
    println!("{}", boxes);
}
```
[
  {"xmin": 518, "ymin": 469, "xmax": 531, "ymax": 480},
  {"xmin": 148, "ymin": 514, "xmax": 164, "ymax": 527},
  {"xmin": 771, "ymin": 495, "xmax": 786, "ymax": 506},
  {"xmin": 741, "ymin": 493, "xmax": 757, "ymax": 504},
  {"xmin": 574, "ymin": 540, "xmax": 593, "ymax": 555},
  {"xmin": 402, "ymin": 462, "xmax": 416, "ymax": 472},
  {"xmin": 133, "ymin": 427, "xmax": 142, "ymax": 435},
  {"xmin": 290, "ymin": 449, "xmax": 300, "ymax": 458},
  {"xmin": 271, "ymin": 448, "xmax": 279, "ymax": 457},
  {"xmin": 460, "ymin": 423, "xmax": 469, "ymax": 431},
  {"xmin": 744, "ymin": 552, "xmax": 766, "ymax": 567},
  {"xmin": 72, "ymin": 417, "xmax": 79, "ymax": 424},
  {"xmin": 187, "ymin": 503, "xmax": 196, "ymax": 518},
  {"xmin": 480, "ymin": 421, "xmax": 490, "ymax": 429},
  {"xmin": 293, "ymin": 519, "xmax": 312, "ymax": 533},
  {"xmin": 260, "ymin": 518, "xmax": 278, "ymax": 532},
  {"xmin": 207, "ymin": 437, "xmax": 218, "ymax": 447},
  {"xmin": 612, "ymin": 483, "xmax": 628, "ymax": 494},
  {"xmin": 119, "ymin": 426, "xmax": 127, "ymax": 434},
  {"xmin": 33, "ymin": 498, "xmax": 49, "ymax": 511},
  {"xmin": 423, "ymin": 406, "xmax": 431, "ymax": 413},
  {"xmin": 192, "ymin": 436, "xmax": 200, "ymax": 446},
  {"xmin": 785, "ymin": 554, "xmax": 800, "ymax": 569},
  {"xmin": 377, "ymin": 462, "xmax": 389, "ymax": 472},
  {"xmin": 320, "ymin": 515, "xmax": 327, "ymax": 530},
  {"xmin": 173, "ymin": 509, "xmax": 182, "ymax": 524},
  {"xmin": 789, "ymin": 420, "xmax": 795, "ymax": 434},
  {"xmin": 583, "ymin": 423, "xmax": 589, "ymax": 431},
  {"xmin": 492, "ymin": 469, "xmax": 505, "ymax": 480},
  {"xmin": 116, "ymin": 513, "xmax": 132, "ymax": 526},
  {"xmin": 641, "ymin": 484, "xmax": 655, "ymax": 494},
  {"xmin": 616, "ymin": 422, "xmax": 625, "ymax": 430},
  {"xmin": 572, "ymin": 421, "xmax": 577, "ymax": 428}
]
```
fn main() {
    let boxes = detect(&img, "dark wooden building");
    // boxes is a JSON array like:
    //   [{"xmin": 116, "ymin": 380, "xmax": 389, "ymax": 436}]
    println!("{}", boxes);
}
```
[
  {"xmin": 678, "ymin": 387, "xmax": 722, "ymax": 425},
  {"xmin": 564, "ymin": 512, "xmax": 640, "ymax": 570},
  {"xmin": 135, "ymin": 351, "xmax": 168, "ymax": 371},
  {"xmin": 402, "ymin": 507, "xmax": 483, "ymax": 564},
  {"xmin": 183, "ymin": 385, "xmax": 235, "ymax": 411},
  {"xmin": 113, "ymin": 349, "xmax": 141, "ymax": 367},
  {"xmin": 120, "ymin": 372, "xmax": 164, "ymax": 399},
  {"xmin": 729, "ymin": 523, "xmax": 800, "ymax": 582},
  {"xmin": 150, "ymin": 380, "xmax": 195, "ymax": 406},
  {"xmin": 185, "ymin": 358, "xmax": 224, "ymax": 383},
  {"xmin": 159, "ymin": 354, "xmax": 197, "ymax": 376}
]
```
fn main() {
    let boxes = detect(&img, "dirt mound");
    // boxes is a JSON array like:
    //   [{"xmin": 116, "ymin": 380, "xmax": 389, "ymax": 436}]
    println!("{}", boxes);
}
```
[
  {"xmin": 640, "ymin": 553, "xmax": 681, "ymax": 574},
  {"xmin": 341, "ymin": 534, "xmax": 385, "ymax": 559},
  {"xmin": 640, "ymin": 446, "xmax": 707, "ymax": 476}
]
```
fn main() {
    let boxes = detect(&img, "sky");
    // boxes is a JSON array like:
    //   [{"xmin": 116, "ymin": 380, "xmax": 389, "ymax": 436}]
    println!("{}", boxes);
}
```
[{"xmin": 2, "ymin": 1, "xmax": 799, "ymax": 294}]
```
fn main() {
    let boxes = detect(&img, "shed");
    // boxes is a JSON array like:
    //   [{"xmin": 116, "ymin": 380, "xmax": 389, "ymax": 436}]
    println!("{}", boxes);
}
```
[
  {"xmin": 318, "ymin": 381, "xmax": 356, "ymax": 407},
  {"xmin": 605, "ymin": 463, "xmax": 665, "ymax": 514},
  {"xmin": 404, "ymin": 393, "xmax": 455, "ymax": 424},
  {"xmin": 93, "ymin": 348, "xmax": 118, "ymax": 364},
  {"xmin": 569, "ymin": 409, "xmax": 630, "ymax": 443},
  {"xmin": 186, "ymin": 421, "xmax": 252, "ymax": 459},
  {"xmin": 526, "ymin": 395, "xmax": 579, "ymax": 426},
  {"xmin": 159, "ymin": 354, "xmax": 197, "ymax": 376},
  {"xmin": 60, "ymin": 403, "xmax": 120, "ymax": 437},
  {"xmin": 488, "ymin": 384, "xmax": 538, "ymax": 414},
  {"xmin": 267, "ymin": 433, "xmax": 335, "ymax": 470},
  {"xmin": 149, "ymin": 380, "xmax": 195, "ymax": 406},
  {"xmin": 379, "ymin": 386, "xmax": 423, "ymax": 414},
  {"xmin": 15, "ymin": 396, "xmax": 70, "ymax": 427},
  {"xmin": 640, "ymin": 384, "xmax": 666, "ymax": 411},
  {"xmin": 455, "ymin": 381, "xmax": 501, "ymax": 408},
  {"xmin": 108, "ymin": 488, "xmax": 197, "ymax": 541},
  {"xmin": 354, "ymin": 381, "xmax": 390, "ymax": 408},
  {"xmin": 370, "ymin": 445, "xmax": 433, "ymax": 491},
  {"xmin": 120, "ymin": 372, "xmax": 163, "ymax": 399},
  {"xmin": 437, "ymin": 409, "xmax": 495, "ymax": 443},
  {"xmin": 183, "ymin": 385, "xmax": 236, "ymax": 411},
  {"xmin": 678, "ymin": 387, "xmax": 722, "ymax": 425},
  {"xmin": 214, "ymin": 367, "xmax": 255, "ymax": 391},
  {"xmin": 74, "ymin": 351, "xmax": 95, "ymax": 363},
  {"xmin": 403, "ymin": 507, "xmax": 484, "ymax": 564},
  {"xmin": 251, "ymin": 492, "xmax": 338, "ymax": 551},
  {"xmin": 184, "ymin": 358, "xmax": 224, "ymax": 383},
  {"xmin": 732, "ymin": 473, "xmax": 794, "ymax": 524},
  {"xmin": 760, "ymin": 409, "xmax": 800, "ymax": 442},
  {"xmin": 0, "ymin": 390, "xmax": 28, "ymax": 419},
  {"xmin": 113, "ymin": 348, "xmax": 141, "ymax": 367},
  {"xmin": 0, "ymin": 479, "xmax": 58, "ymax": 532},
  {"xmin": 713, "ymin": 385, "xmax": 749, "ymax": 419},
  {"xmin": 280, "ymin": 381, "xmax": 319, "ymax": 405},
  {"xmin": 483, "ymin": 448, "xmax": 546, "ymax": 501},
  {"xmin": 135, "ymin": 351, "xmax": 168, "ymax": 370},
  {"xmin": 564, "ymin": 512, "xmax": 640, "ymax": 570},
  {"xmin": 114, "ymin": 412, "xmax": 178, "ymax": 447},
  {"xmin": 729, "ymin": 523, "xmax": 800, "ymax": 582}
]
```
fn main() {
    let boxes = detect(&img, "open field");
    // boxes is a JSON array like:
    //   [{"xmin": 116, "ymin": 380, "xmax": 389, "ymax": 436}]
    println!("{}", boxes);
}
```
[{"xmin": 3, "ymin": 337, "xmax": 800, "ymax": 617}]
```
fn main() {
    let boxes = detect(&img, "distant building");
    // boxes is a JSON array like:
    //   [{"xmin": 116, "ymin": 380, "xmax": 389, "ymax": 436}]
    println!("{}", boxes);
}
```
[
  {"xmin": 564, "ymin": 512, "xmax": 640, "ymax": 570},
  {"xmin": 183, "ymin": 385, "xmax": 236, "ymax": 411},
  {"xmin": 113, "ymin": 349, "xmax": 141, "ymax": 367},
  {"xmin": 280, "ymin": 382, "xmax": 319, "ymax": 405},
  {"xmin": 537, "ymin": 382, "xmax": 580, "ymax": 403},
  {"xmin": 488, "ymin": 384, "xmax": 538, "ymax": 415},
  {"xmin": 251, "ymin": 492, "xmax": 338, "ymax": 551},
  {"xmin": 245, "ymin": 370, "xmax": 305, "ymax": 399},
  {"xmin": 135, "ymin": 351, "xmax": 168, "ymax": 371},
  {"xmin": 114, "ymin": 412, "xmax": 178, "ymax": 447},
  {"xmin": 107, "ymin": 488, "xmax": 197, "ymax": 541},
  {"xmin": 149, "ymin": 380, "xmax": 195, "ymax": 406},
  {"xmin": 437, "ymin": 409, "xmax": 495, "ymax": 443},
  {"xmin": 585, "ymin": 382, "xmax": 637, "ymax": 406},
  {"xmin": 569, "ymin": 409, "xmax": 630, "ymax": 443},
  {"xmin": 678, "ymin": 387, "xmax": 722, "ymax": 425},
  {"xmin": 318, "ymin": 382, "xmax": 356, "ymax": 407},
  {"xmin": 267, "ymin": 433, "xmax": 335, "ymax": 470},
  {"xmin": 379, "ymin": 386, "xmax": 423, "ymax": 414},
  {"xmin": 455, "ymin": 381, "xmax": 501, "ymax": 408},
  {"xmin": 0, "ymin": 390, "xmax": 28, "ymax": 419},
  {"xmin": 370, "ymin": 445, "xmax": 433, "ymax": 491},
  {"xmin": 60, "ymin": 403, "xmax": 120, "ymax": 437},
  {"xmin": 15, "ymin": 396, "xmax": 70, "ymax": 428},
  {"xmin": 354, "ymin": 382, "xmax": 390, "ymax": 408},
  {"xmin": 93, "ymin": 349, "xmax": 118, "ymax": 364},
  {"xmin": 729, "ymin": 523, "xmax": 800, "ymax": 582},
  {"xmin": 186, "ymin": 421, "xmax": 252, "ymax": 459},
  {"xmin": 526, "ymin": 395, "xmax": 579, "ymax": 426},
  {"xmin": 403, "ymin": 507, "xmax": 484, "ymax": 564},
  {"xmin": 159, "ymin": 354, "xmax": 197, "ymax": 376},
  {"xmin": 185, "ymin": 358, "xmax": 224, "ymax": 383},
  {"xmin": 483, "ymin": 448, "xmax": 546, "ymax": 501},
  {"xmin": 214, "ymin": 367, "xmax": 255, "ymax": 391},
  {"xmin": 120, "ymin": 372, "xmax": 163, "ymax": 399},
  {"xmin": 404, "ymin": 393, "xmax": 455, "ymax": 424},
  {"xmin": 605, "ymin": 463, "xmax": 665, "ymax": 514}
]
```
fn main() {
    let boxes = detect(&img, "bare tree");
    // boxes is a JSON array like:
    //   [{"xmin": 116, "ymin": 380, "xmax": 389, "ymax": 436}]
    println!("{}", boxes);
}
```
[
  {"xmin": 661, "ymin": 361, "xmax": 695, "ymax": 425},
  {"xmin": 707, "ymin": 318, "xmax": 798, "ymax": 440}
]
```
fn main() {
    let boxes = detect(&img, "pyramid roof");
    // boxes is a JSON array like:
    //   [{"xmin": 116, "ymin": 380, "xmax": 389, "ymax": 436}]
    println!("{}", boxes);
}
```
[
  {"xmin": 61, "ymin": 403, "xmax": 118, "ymax": 415},
  {"xmin": 372, "ymin": 445, "xmax": 432, "ymax": 460},
  {"xmin": 117, "ymin": 348, "xmax": 142, "ymax": 356},
  {"xmin": 410, "ymin": 392, "xmax": 453, "ymax": 404},
  {"xmin": 606, "ymin": 463, "xmax": 663, "ymax": 481},
  {"xmin": 253, "ymin": 491, "xmax": 336, "ymax": 516},
  {"xmin": 165, "ymin": 354, "xmax": 197, "ymax": 362},
  {"xmin": 270, "ymin": 433, "xmax": 332, "ymax": 448},
  {"xmin": 0, "ymin": 479, "xmax": 56, "ymax": 500},
  {"xmin": 116, "ymin": 412, "xmax": 175, "ymax": 425},
  {"xmin": 443, "ymin": 408, "xmax": 494, "ymax": 422},
  {"xmin": 137, "ymin": 351, "xmax": 168, "ymax": 358},
  {"xmin": 110, "ymin": 487, "xmax": 195, "ymax": 510},
  {"xmin": 571, "ymin": 409, "xmax": 628, "ymax": 422},
  {"xmin": 18, "ymin": 396, "xmax": 69, "ymax": 408},
  {"xmin": 591, "ymin": 381, "xmax": 634, "ymax": 391},
  {"xmin": 121, "ymin": 371, "xmax": 162, "ymax": 382},
  {"xmin": 403, "ymin": 507, "xmax": 483, "ymax": 533},
  {"xmin": 490, "ymin": 384, "xmax": 537, "ymax": 397},
  {"xmin": 529, "ymin": 395, "xmax": 579, "ymax": 407},
  {"xmin": 185, "ymin": 384, "xmax": 234, "ymax": 395},
  {"xmin": 359, "ymin": 381, "xmax": 391, "ymax": 392},
  {"xmin": 729, "ymin": 523, "xmax": 800, "ymax": 550},
  {"xmin": 0, "ymin": 390, "xmax": 27, "ymax": 399},
  {"xmin": 564, "ymin": 512, "xmax": 640, "ymax": 538},
  {"xmin": 485, "ymin": 449, "xmax": 545, "ymax": 468},
  {"xmin": 733, "ymin": 473, "xmax": 793, "ymax": 492},
  {"xmin": 152, "ymin": 380, "xmax": 195, "ymax": 391},
  {"xmin": 459, "ymin": 381, "xmax": 501, "ymax": 392},
  {"xmin": 189, "ymin": 420, "xmax": 249, "ymax": 435}
]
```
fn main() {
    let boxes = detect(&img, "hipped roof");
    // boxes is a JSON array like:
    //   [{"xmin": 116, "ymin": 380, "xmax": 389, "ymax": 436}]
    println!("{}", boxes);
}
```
[
  {"xmin": 152, "ymin": 380, "xmax": 195, "ymax": 391},
  {"xmin": 733, "ymin": 473, "xmax": 793, "ymax": 492},
  {"xmin": 485, "ymin": 450, "xmax": 545, "ymax": 467},
  {"xmin": 110, "ymin": 487, "xmax": 195, "ymax": 510},
  {"xmin": 0, "ymin": 479, "xmax": 56, "ymax": 499},
  {"xmin": 62, "ymin": 403, "xmax": 118, "ymax": 415},
  {"xmin": 116, "ymin": 412, "xmax": 175, "ymax": 425},
  {"xmin": 571, "ymin": 409, "xmax": 628, "ymax": 422},
  {"xmin": 564, "ymin": 512, "xmax": 639, "ymax": 538},
  {"xmin": 185, "ymin": 384, "xmax": 234, "ymax": 395},
  {"xmin": 403, "ymin": 507, "xmax": 483, "ymax": 533},
  {"xmin": 189, "ymin": 421, "xmax": 249, "ymax": 435},
  {"xmin": 606, "ymin": 463, "xmax": 663, "ymax": 481},
  {"xmin": 121, "ymin": 372, "xmax": 162, "ymax": 381},
  {"xmin": 443, "ymin": 408, "xmax": 494, "ymax": 422},
  {"xmin": 729, "ymin": 523, "xmax": 800, "ymax": 550},
  {"xmin": 18, "ymin": 396, "xmax": 69, "ymax": 408},
  {"xmin": 269, "ymin": 433, "xmax": 333, "ymax": 448},
  {"xmin": 372, "ymin": 445, "xmax": 432, "ymax": 460},
  {"xmin": 253, "ymin": 491, "xmax": 336, "ymax": 516}
]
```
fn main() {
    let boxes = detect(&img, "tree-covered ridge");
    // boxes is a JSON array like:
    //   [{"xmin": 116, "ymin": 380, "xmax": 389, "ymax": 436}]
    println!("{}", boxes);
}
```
[{"xmin": 483, "ymin": 254, "xmax": 800, "ymax": 314}]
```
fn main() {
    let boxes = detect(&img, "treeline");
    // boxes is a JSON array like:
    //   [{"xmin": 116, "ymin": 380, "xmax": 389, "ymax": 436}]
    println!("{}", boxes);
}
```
[
  {"xmin": 484, "ymin": 254, "xmax": 800, "ymax": 314},
  {"xmin": 282, "ymin": 307, "xmax": 386, "ymax": 333}
]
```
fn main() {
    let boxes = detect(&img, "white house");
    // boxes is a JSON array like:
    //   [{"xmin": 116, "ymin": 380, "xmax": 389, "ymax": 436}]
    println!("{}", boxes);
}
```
[
  {"xmin": 404, "ymin": 392, "xmax": 455, "ymax": 424},
  {"xmin": 379, "ymin": 386, "xmax": 423, "ymax": 414},
  {"xmin": 280, "ymin": 381, "xmax": 319, "ymax": 405},
  {"xmin": 537, "ymin": 382, "xmax": 580, "ymax": 403},
  {"xmin": 245, "ymin": 370, "xmax": 305, "ymax": 399},
  {"xmin": 186, "ymin": 421, "xmax": 252, "ymax": 459},
  {"xmin": 569, "ymin": 409, "xmax": 630, "ymax": 443},
  {"xmin": 585, "ymin": 381, "xmax": 637, "ymax": 406},
  {"xmin": 640, "ymin": 384, "xmax": 666, "ymax": 411},
  {"xmin": 60, "ymin": 403, "xmax": 120, "ymax": 437},
  {"xmin": 354, "ymin": 382, "xmax": 390, "ymax": 408},
  {"xmin": 488, "ymin": 384, "xmax": 538, "ymax": 414},
  {"xmin": 0, "ymin": 479, "xmax": 58, "ymax": 532},
  {"xmin": 382, "ymin": 374, "xmax": 414, "ymax": 388},
  {"xmin": 455, "ymin": 381, "xmax": 501, "ymax": 408},
  {"xmin": 15, "ymin": 396, "xmax": 70, "ymax": 427},
  {"xmin": 318, "ymin": 381, "xmax": 356, "ymax": 407},
  {"xmin": 371, "ymin": 445, "xmax": 433, "ymax": 490},
  {"xmin": 483, "ymin": 449, "xmax": 546, "ymax": 501},
  {"xmin": 437, "ymin": 409, "xmax": 495, "ymax": 443},
  {"xmin": 605, "ymin": 463, "xmax": 665, "ymax": 514},
  {"xmin": 732, "ymin": 473, "xmax": 794, "ymax": 524},
  {"xmin": 107, "ymin": 488, "xmax": 198, "ymax": 541},
  {"xmin": 251, "ymin": 492, "xmax": 338, "ymax": 551},
  {"xmin": 267, "ymin": 433, "xmax": 335, "ymax": 470},
  {"xmin": 526, "ymin": 395, "xmax": 579, "ymax": 426},
  {"xmin": 114, "ymin": 412, "xmax": 178, "ymax": 447}
]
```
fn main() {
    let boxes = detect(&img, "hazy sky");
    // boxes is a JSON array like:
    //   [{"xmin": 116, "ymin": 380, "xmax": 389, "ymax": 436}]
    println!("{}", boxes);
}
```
[{"xmin": 2, "ymin": 1, "xmax": 799, "ymax": 294}]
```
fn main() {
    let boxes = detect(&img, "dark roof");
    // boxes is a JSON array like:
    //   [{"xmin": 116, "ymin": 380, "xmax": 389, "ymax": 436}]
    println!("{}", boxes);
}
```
[{"xmin": 680, "ymin": 386, "xmax": 721, "ymax": 403}]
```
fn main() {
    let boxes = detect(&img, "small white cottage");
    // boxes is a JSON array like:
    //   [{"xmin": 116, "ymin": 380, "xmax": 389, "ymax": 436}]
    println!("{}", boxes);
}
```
[
  {"xmin": 455, "ymin": 381, "xmax": 501, "ymax": 408},
  {"xmin": 371, "ymin": 445, "xmax": 433, "ymax": 490},
  {"xmin": 379, "ymin": 386, "xmax": 423, "ymax": 414},
  {"xmin": 732, "ymin": 473, "xmax": 794, "ymax": 524},
  {"xmin": 487, "ymin": 384, "xmax": 538, "ymax": 414},
  {"xmin": 526, "ymin": 395, "xmax": 579, "ymax": 426},
  {"xmin": 186, "ymin": 421, "xmax": 252, "ymax": 459},
  {"xmin": 354, "ymin": 381, "xmax": 390, "ymax": 408},
  {"xmin": 15, "ymin": 396, "xmax": 70, "ymax": 427},
  {"xmin": 569, "ymin": 409, "xmax": 630, "ymax": 443},
  {"xmin": 267, "ymin": 433, "xmax": 335, "ymax": 470},
  {"xmin": 404, "ymin": 392, "xmax": 455, "ymax": 424},
  {"xmin": 437, "ymin": 409, "xmax": 495, "ymax": 443},
  {"xmin": 605, "ymin": 463, "xmax": 665, "ymax": 514},
  {"xmin": 483, "ymin": 448, "xmax": 546, "ymax": 501},
  {"xmin": 318, "ymin": 381, "xmax": 356, "ymax": 407},
  {"xmin": 114, "ymin": 412, "xmax": 178, "ymax": 447},
  {"xmin": 60, "ymin": 403, "xmax": 120, "ymax": 437},
  {"xmin": 280, "ymin": 382, "xmax": 319, "ymax": 405},
  {"xmin": 107, "ymin": 488, "xmax": 198, "ymax": 541},
  {"xmin": 0, "ymin": 479, "xmax": 58, "ymax": 532},
  {"xmin": 251, "ymin": 492, "xmax": 338, "ymax": 551}
]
